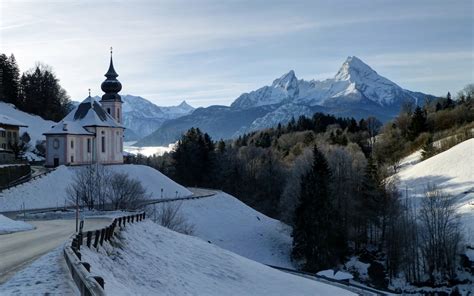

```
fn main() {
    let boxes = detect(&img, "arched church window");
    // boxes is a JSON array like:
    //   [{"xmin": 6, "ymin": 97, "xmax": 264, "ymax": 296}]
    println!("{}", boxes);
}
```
[{"xmin": 53, "ymin": 139, "xmax": 60, "ymax": 149}]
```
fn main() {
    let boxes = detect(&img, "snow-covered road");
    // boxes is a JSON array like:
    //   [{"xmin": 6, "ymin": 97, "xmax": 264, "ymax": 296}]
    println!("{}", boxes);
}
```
[{"xmin": 0, "ymin": 218, "xmax": 111, "ymax": 284}]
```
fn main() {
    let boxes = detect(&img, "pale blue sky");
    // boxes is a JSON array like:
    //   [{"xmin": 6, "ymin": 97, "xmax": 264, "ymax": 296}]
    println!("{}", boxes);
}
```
[{"xmin": 1, "ymin": 0, "xmax": 472, "ymax": 107}]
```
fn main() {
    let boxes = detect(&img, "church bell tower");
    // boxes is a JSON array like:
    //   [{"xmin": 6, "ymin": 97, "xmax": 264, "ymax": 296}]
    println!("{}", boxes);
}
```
[{"xmin": 100, "ymin": 47, "xmax": 123, "ymax": 124}]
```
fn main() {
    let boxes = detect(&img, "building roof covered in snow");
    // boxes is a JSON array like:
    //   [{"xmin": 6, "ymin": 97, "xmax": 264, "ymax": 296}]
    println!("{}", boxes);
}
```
[
  {"xmin": 44, "ymin": 96, "xmax": 123, "ymax": 135},
  {"xmin": 0, "ymin": 114, "xmax": 28, "ymax": 127}
]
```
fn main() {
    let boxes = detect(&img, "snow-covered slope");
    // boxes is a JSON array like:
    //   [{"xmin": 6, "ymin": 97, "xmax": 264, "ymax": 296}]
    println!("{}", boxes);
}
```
[
  {"xmin": 0, "ymin": 165, "xmax": 191, "ymax": 212},
  {"xmin": 0, "ymin": 214, "xmax": 34, "ymax": 235},
  {"xmin": 82, "ymin": 220, "xmax": 355, "ymax": 296},
  {"xmin": 0, "ymin": 101, "xmax": 55, "ymax": 145},
  {"xmin": 395, "ymin": 139, "xmax": 474, "ymax": 243},
  {"xmin": 163, "ymin": 192, "xmax": 294, "ymax": 268}
]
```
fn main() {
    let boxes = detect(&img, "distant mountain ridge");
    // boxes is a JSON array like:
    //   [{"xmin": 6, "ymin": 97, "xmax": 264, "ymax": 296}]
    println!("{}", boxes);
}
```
[
  {"xmin": 136, "ymin": 56, "xmax": 435, "ymax": 146},
  {"xmin": 121, "ymin": 95, "xmax": 194, "ymax": 140},
  {"xmin": 74, "ymin": 95, "xmax": 195, "ymax": 141}
]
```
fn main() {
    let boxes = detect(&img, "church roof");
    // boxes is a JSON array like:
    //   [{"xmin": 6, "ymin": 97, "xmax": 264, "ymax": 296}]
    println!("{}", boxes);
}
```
[{"xmin": 44, "ymin": 96, "xmax": 123, "ymax": 135}]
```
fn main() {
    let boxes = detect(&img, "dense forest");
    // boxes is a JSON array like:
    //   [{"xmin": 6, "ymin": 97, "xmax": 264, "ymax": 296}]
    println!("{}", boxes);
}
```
[
  {"xmin": 0, "ymin": 53, "xmax": 71, "ymax": 121},
  {"xmin": 126, "ymin": 85, "xmax": 473, "ymax": 290}
]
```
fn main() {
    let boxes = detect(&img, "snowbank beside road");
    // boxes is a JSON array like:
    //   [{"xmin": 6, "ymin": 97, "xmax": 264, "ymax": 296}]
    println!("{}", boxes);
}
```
[
  {"xmin": 82, "ymin": 220, "xmax": 355, "ymax": 296},
  {"xmin": 0, "ymin": 247, "xmax": 77, "ymax": 294},
  {"xmin": 0, "ymin": 164, "xmax": 191, "ymax": 212},
  {"xmin": 0, "ymin": 214, "xmax": 34, "ymax": 235}
]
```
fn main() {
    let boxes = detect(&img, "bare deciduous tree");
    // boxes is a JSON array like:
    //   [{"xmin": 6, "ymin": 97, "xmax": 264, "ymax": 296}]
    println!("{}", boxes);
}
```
[{"xmin": 419, "ymin": 185, "xmax": 462, "ymax": 284}]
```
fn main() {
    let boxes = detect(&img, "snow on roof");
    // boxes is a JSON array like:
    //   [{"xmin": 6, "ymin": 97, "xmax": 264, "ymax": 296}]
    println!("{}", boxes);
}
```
[
  {"xmin": 0, "ymin": 114, "xmax": 28, "ymax": 127},
  {"xmin": 44, "ymin": 96, "xmax": 123, "ymax": 135}
]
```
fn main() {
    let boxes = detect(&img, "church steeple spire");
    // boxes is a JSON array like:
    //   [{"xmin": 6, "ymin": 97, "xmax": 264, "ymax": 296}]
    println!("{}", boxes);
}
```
[{"xmin": 101, "ymin": 47, "xmax": 122, "ymax": 102}]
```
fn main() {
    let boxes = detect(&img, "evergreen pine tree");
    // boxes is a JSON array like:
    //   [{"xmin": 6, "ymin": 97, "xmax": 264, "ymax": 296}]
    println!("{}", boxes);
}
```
[
  {"xmin": 0, "ymin": 53, "xmax": 21, "ymax": 105},
  {"xmin": 408, "ymin": 106, "xmax": 427, "ymax": 140},
  {"xmin": 292, "ymin": 145, "xmax": 342, "ymax": 271}
]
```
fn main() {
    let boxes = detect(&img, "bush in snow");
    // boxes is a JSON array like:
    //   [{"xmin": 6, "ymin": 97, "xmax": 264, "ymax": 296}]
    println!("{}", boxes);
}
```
[{"xmin": 147, "ymin": 202, "xmax": 194, "ymax": 235}]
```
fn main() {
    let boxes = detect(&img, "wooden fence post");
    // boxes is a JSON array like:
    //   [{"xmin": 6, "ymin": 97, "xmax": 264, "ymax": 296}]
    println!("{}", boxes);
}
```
[
  {"xmin": 94, "ymin": 230, "xmax": 100, "ymax": 248},
  {"xmin": 86, "ymin": 231, "xmax": 92, "ymax": 248},
  {"xmin": 100, "ymin": 229, "xmax": 105, "ymax": 246}
]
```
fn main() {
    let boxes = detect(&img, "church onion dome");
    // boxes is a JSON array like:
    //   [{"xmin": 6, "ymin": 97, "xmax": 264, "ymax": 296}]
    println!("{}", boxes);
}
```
[{"xmin": 100, "ymin": 48, "xmax": 122, "ymax": 102}]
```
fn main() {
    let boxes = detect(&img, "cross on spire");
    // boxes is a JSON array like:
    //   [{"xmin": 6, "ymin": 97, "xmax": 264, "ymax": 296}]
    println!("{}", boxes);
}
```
[
  {"xmin": 110, "ymin": 46, "xmax": 113, "ymax": 56},
  {"xmin": 88, "ymin": 88, "xmax": 91, "ymax": 97}
]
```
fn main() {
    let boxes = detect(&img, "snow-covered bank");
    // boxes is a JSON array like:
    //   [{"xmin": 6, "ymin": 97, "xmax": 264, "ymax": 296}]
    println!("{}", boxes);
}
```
[
  {"xmin": 82, "ymin": 220, "xmax": 355, "ymax": 296},
  {"xmin": 395, "ymin": 139, "xmax": 474, "ymax": 243},
  {"xmin": 0, "ymin": 247, "xmax": 77, "ymax": 294},
  {"xmin": 0, "ymin": 214, "xmax": 34, "ymax": 235},
  {"xmin": 0, "ymin": 164, "xmax": 191, "ymax": 212},
  {"xmin": 156, "ymin": 192, "xmax": 294, "ymax": 268}
]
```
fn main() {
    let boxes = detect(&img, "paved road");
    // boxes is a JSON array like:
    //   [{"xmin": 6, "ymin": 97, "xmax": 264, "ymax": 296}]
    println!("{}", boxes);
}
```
[{"xmin": 0, "ymin": 218, "xmax": 111, "ymax": 284}]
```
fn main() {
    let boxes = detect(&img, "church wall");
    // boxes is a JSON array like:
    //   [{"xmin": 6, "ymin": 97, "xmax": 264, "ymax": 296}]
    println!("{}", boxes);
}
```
[
  {"xmin": 45, "ymin": 135, "xmax": 67, "ymax": 166},
  {"xmin": 95, "ymin": 127, "xmax": 124, "ymax": 164},
  {"xmin": 66, "ymin": 135, "xmax": 95, "ymax": 165}
]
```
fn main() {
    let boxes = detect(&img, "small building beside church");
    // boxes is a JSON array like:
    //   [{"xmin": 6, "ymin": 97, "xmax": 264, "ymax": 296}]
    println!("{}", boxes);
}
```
[
  {"xmin": 44, "ymin": 53, "xmax": 125, "ymax": 167},
  {"xmin": 0, "ymin": 114, "xmax": 28, "ymax": 163}
]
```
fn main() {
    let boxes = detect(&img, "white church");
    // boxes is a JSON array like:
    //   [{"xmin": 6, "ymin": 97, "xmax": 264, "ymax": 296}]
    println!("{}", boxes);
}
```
[{"xmin": 44, "ymin": 52, "xmax": 125, "ymax": 167}]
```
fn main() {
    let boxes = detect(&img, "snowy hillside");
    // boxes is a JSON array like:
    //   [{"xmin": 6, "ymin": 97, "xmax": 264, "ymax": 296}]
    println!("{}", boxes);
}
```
[
  {"xmin": 395, "ymin": 139, "xmax": 474, "ymax": 243},
  {"xmin": 82, "ymin": 220, "xmax": 355, "ymax": 296},
  {"xmin": 0, "ymin": 164, "xmax": 191, "ymax": 212},
  {"xmin": 0, "ymin": 101, "xmax": 55, "ymax": 145},
  {"xmin": 160, "ymin": 192, "xmax": 294, "ymax": 268}
]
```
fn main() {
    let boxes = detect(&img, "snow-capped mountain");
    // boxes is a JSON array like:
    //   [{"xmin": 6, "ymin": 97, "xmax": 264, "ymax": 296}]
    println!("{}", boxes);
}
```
[
  {"xmin": 137, "ymin": 56, "xmax": 435, "ymax": 146},
  {"xmin": 232, "ymin": 56, "xmax": 425, "ymax": 110},
  {"xmin": 121, "ymin": 95, "xmax": 194, "ymax": 140}
]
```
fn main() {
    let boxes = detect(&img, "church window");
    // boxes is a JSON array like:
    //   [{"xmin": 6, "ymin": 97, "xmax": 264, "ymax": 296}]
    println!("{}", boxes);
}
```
[
  {"xmin": 102, "ymin": 136, "xmax": 106, "ymax": 153},
  {"xmin": 87, "ymin": 139, "xmax": 91, "ymax": 153},
  {"xmin": 107, "ymin": 108, "xmax": 111, "ymax": 114},
  {"xmin": 71, "ymin": 156, "xmax": 74, "ymax": 163},
  {"xmin": 71, "ymin": 140, "xmax": 74, "ymax": 149},
  {"xmin": 53, "ymin": 139, "xmax": 60, "ymax": 149}
]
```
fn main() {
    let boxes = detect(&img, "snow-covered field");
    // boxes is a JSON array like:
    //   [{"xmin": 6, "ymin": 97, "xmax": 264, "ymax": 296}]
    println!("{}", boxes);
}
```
[
  {"xmin": 154, "ymin": 192, "xmax": 294, "ymax": 268},
  {"xmin": 82, "ymin": 220, "xmax": 355, "ymax": 296},
  {"xmin": 124, "ymin": 141, "xmax": 175, "ymax": 157},
  {"xmin": 0, "ymin": 102, "xmax": 55, "ymax": 145},
  {"xmin": 0, "ymin": 164, "xmax": 191, "ymax": 212},
  {"xmin": 0, "ymin": 214, "xmax": 34, "ymax": 235},
  {"xmin": 395, "ymin": 139, "xmax": 474, "ymax": 244}
]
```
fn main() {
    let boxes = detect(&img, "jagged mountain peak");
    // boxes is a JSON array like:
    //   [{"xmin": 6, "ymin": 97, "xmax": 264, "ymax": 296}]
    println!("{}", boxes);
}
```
[
  {"xmin": 272, "ymin": 70, "xmax": 297, "ymax": 88},
  {"xmin": 177, "ymin": 100, "xmax": 194, "ymax": 110},
  {"xmin": 334, "ymin": 56, "xmax": 377, "ymax": 81}
]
